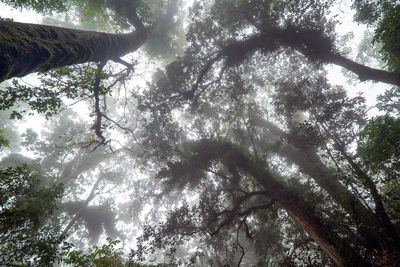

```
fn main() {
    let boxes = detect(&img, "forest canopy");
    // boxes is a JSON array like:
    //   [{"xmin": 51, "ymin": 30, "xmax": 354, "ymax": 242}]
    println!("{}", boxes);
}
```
[{"xmin": 1, "ymin": 0, "xmax": 400, "ymax": 266}]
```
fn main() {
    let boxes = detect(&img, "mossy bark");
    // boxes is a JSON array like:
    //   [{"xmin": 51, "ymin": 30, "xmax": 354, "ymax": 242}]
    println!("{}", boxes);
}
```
[{"xmin": 0, "ymin": 21, "xmax": 147, "ymax": 82}]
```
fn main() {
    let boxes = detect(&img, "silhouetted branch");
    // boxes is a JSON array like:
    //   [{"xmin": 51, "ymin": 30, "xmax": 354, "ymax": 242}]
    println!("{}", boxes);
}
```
[
  {"xmin": 210, "ymin": 195, "xmax": 272, "ymax": 236},
  {"xmin": 236, "ymin": 221, "xmax": 246, "ymax": 267},
  {"xmin": 92, "ymin": 60, "xmax": 108, "ymax": 145},
  {"xmin": 213, "ymin": 28, "xmax": 400, "ymax": 86},
  {"xmin": 58, "ymin": 176, "xmax": 103, "ymax": 242}
]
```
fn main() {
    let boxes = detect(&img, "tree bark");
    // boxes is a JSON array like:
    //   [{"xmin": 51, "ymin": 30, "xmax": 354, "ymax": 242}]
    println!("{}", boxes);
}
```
[
  {"xmin": 252, "ymin": 168, "xmax": 366, "ymax": 266},
  {"xmin": 327, "ymin": 53, "xmax": 400, "ymax": 86},
  {"xmin": 0, "ymin": 21, "xmax": 147, "ymax": 82},
  {"xmin": 326, "ymin": 128, "xmax": 400, "ymax": 254},
  {"xmin": 192, "ymin": 140, "xmax": 368, "ymax": 266},
  {"xmin": 250, "ymin": 114, "xmax": 375, "ymax": 218},
  {"xmin": 219, "ymin": 28, "xmax": 400, "ymax": 86}
]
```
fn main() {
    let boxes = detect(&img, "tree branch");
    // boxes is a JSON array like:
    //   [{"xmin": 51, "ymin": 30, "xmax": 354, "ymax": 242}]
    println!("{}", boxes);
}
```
[
  {"xmin": 92, "ymin": 61, "xmax": 108, "ymax": 144},
  {"xmin": 217, "ymin": 28, "xmax": 400, "ymax": 86},
  {"xmin": 58, "ymin": 177, "xmax": 103, "ymax": 243},
  {"xmin": 236, "ymin": 221, "xmax": 245, "ymax": 267}
]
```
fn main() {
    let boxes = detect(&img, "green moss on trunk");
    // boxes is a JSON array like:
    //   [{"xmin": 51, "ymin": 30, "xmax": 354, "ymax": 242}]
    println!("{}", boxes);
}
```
[{"xmin": 0, "ymin": 21, "xmax": 147, "ymax": 82}]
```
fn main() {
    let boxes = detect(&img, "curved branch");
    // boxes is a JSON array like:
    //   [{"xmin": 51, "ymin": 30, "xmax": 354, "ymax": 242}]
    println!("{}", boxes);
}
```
[
  {"xmin": 218, "ymin": 28, "xmax": 400, "ymax": 86},
  {"xmin": 327, "ymin": 53, "xmax": 399, "ymax": 85}
]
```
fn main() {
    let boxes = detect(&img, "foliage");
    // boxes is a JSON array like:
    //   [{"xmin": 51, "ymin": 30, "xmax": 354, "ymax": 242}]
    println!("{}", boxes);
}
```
[
  {"xmin": 143, "ymin": 0, "xmax": 186, "ymax": 59},
  {"xmin": 1, "ymin": 0, "xmax": 149, "ymax": 28},
  {"xmin": 358, "ymin": 115, "xmax": 400, "ymax": 175},
  {"xmin": 374, "ymin": 4, "xmax": 400, "ymax": 72},
  {"xmin": 0, "ymin": 65, "xmax": 110, "ymax": 119},
  {"xmin": 130, "ymin": 1, "xmax": 400, "ymax": 265},
  {"xmin": 68, "ymin": 0, "xmax": 151, "ymax": 31},
  {"xmin": 352, "ymin": 1, "xmax": 400, "ymax": 72},
  {"xmin": 358, "ymin": 114, "xmax": 400, "ymax": 240},
  {"xmin": 377, "ymin": 86, "xmax": 400, "ymax": 115},
  {"xmin": 0, "ymin": 164, "xmax": 64, "ymax": 266},
  {"xmin": 0, "ymin": 99, "xmax": 21, "ymax": 151},
  {"xmin": 0, "ymin": 129, "xmax": 9, "ymax": 148},
  {"xmin": 0, "ymin": 164, "xmax": 63, "ymax": 234},
  {"xmin": 62, "ymin": 237, "xmax": 128, "ymax": 267},
  {"xmin": 2, "ymin": 0, "xmax": 400, "ymax": 265},
  {"xmin": 2, "ymin": 0, "xmax": 183, "ymax": 58},
  {"xmin": 351, "ymin": 0, "xmax": 396, "ymax": 24},
  {"xmin": 3, "ymin": 0, "xmax": 68, "ymax": 14}
]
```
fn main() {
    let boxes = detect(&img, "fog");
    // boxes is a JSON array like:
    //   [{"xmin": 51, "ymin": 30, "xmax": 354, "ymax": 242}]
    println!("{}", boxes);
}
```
[{"xmin": 1, "ymin": 0, "xmax": 400, "ymax": 266}]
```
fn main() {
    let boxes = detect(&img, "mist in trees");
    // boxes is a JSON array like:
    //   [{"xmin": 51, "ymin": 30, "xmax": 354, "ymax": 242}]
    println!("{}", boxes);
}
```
[{"xmin": 1, "ymin": 0, "xmax": 400, "ymax": 266}]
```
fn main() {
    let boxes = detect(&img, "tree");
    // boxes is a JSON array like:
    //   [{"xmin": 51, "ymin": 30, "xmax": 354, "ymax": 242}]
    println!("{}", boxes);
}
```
[
  {"xmin": 129, "ymin": 0, "xmax": 400, "ymax": 265},
  {"xmin": 0, "ymin": 164, "xmax": 64, "ymax": 266},
  {"xmin": 62, "ymin": 237, "xmax": 128, "ymax": 267},
  {"xmin": 374, "ymin": 5, "xmax": 400, "ymax": 72},
  {"xmin": 2, "ymin": 0, "xmax": 400, "ymax": 266},
  {"xmin": 0, "ymin": 98, "xmax": 151, "ymax": 264},
  {"xmin": 0, "ymin": 12, "xmax": 146, "ymax": 82},
  {"xmin": 1, "ymin": 0, "xmax": 398, "ymax": 85},
  {"xmin": 0, "ymin": 0, "xmax": 185, "ymax": 82},
  {"xmin": 352, "ymin": 0, "xmax": 400, "ymax": 72}
]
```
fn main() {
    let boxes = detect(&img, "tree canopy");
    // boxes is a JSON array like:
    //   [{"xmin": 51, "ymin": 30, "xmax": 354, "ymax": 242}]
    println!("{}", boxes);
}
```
[{"xmin": 1, "ymin": 0, "xmax": 400, "ymax": 266}]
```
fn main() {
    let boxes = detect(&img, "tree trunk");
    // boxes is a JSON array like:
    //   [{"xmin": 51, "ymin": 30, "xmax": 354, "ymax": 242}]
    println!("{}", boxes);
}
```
[
  {"xmin": 194, "ymin": 140, "xmax": 368, "ymax": 266},
  {"xmin": 0, "ymin": 21, "xmax": 147, "ymax": 82},
  {"xmin": 248, "ymin": 113, "xmax": 397, "ymax": 254},
  {"xmin": 278, "ymin": 143, "xmax": 384, "ymax": 241},
  {"xmin": 249, "ymin": 163, "xmax": 367, "ymax": 266}
]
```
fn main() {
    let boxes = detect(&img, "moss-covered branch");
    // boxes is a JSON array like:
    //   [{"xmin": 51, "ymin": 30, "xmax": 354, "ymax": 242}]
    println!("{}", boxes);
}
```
[
  {"xmin": 219, "ymin": 28, "xmax": 400, "ymax": 86},
  {"xmin": 0, "ymin": 21, "xmax": 147, "ymax": 82}
]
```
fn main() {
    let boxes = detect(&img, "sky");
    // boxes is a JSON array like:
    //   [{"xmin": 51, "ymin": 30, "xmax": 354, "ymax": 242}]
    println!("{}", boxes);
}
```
[
  {"xmin": 1, "ymin": 2, "xmax": 41, "ymax": 23},
  {"xmin": 327, "ymin": 2, "xmax": 390, "ymax": 111}
]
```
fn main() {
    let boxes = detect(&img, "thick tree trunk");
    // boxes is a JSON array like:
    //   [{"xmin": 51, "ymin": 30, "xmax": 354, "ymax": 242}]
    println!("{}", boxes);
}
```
[
  {"xmin": 326, "ymin": 130, "xmax": 400, "ymax": 256},
  {"xmin": 246, "ymin": 112, "xmax": 400, "ymax": 264},
  {"xmin": 248, "ymin": 162, "xmax": 367, "ymax": 266},
  {"xmin": 0, "ymin": 21, "xmax": 147, "ymax": 82},
  {"xmin": 194, "ymin": 140, "xmax": 368, "ymax": 266}
]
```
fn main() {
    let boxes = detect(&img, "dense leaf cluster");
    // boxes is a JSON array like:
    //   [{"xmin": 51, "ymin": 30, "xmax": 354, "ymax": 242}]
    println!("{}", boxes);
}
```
[{"xmin": 0, "ymin": 165, "xmax": 64, "ymax": 266}]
